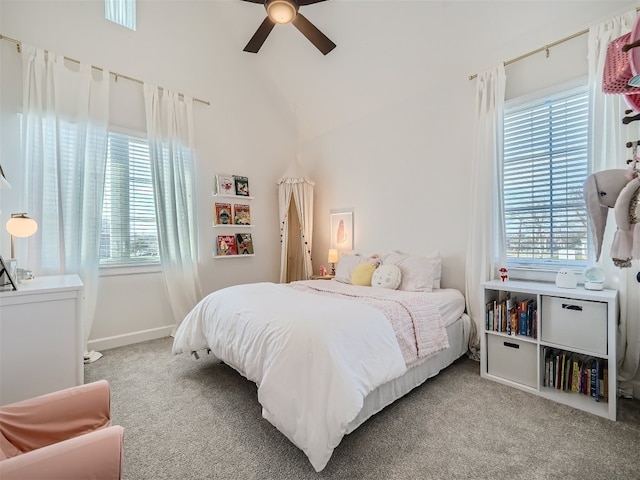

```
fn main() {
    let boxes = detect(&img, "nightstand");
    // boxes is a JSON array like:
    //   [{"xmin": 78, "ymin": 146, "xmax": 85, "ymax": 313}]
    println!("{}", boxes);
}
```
[{"xmin": 310, "ymin": 275, "xmax": 335, "ymax": 280}]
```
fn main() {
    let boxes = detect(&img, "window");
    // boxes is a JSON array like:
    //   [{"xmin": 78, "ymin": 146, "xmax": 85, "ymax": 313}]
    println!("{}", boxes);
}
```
[
  {"xmin": 100, "ymin": 131, "xmax": 159, "ymax": 266},
  {"xmin": 105, "ymin": 0, "xmax": 136, "ymax": 31},
  {"xmin": 503, "ymin": 83, "xmax": 590, "ymax": 270}
]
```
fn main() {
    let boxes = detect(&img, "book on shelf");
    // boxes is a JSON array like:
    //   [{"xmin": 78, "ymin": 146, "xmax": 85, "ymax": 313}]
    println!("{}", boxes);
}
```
[
  {"xmin": 216, "ymin": 235, "xmax": 237, "ymax": 256},
  {"xmin": 233, "ymin": 204, "xmax": 251, "ymax": 225},
  {"xmin": 594, "ymin": 359, "xmax": 601, "ymax": 402},
  {"xmin": 571, "ymin": 359, "xmax": 580, "ymax": 393},
  {"xmin": 485, "ymin": 296, "xmax": 537, "ymax": 338},
  {"xmin": 486, "ymin": 302, "xmax": 493, "ymax": 331},
  {"xmin": 214, "ymin": 203, "xmax": 232, "ymax": 225},
  {"xmin": 543, "ymin": 350, "xmax": 607, "ymax": 403},
  {"xmin": 233, "ymin": 175, "xmax": 250, "ymax": 196},
  {"xmin": 215, "ymin": 174, "xmax": 235, "ymax": 196},
  {"xmin": 235, "ymin": 233, "xmax": 254, "ymax": 255}
]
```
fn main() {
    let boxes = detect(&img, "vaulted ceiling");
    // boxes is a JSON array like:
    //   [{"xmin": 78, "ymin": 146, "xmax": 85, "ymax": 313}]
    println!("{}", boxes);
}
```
[{"xmin": 211, "ymin": 1, "xmax": 632, "ymax": 143}]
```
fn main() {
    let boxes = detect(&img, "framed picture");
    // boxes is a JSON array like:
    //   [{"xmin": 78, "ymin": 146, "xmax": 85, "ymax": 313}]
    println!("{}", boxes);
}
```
[
  {"xmin": 330, "ymin": 208, "xmax": 354, "ymax": 251},
  {"xmin": 0, "ymin": 255, "xmax": 17, "ymax": 291}
]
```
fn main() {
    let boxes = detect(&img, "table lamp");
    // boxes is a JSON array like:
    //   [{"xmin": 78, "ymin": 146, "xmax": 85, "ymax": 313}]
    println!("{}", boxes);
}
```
[
  {"xmin": 328, "ymin": 249, "xmax": 338, "ymax": 276},
  {"xmin": 6, "ymin": 213, "xmax": 38, "ymax": 259}
]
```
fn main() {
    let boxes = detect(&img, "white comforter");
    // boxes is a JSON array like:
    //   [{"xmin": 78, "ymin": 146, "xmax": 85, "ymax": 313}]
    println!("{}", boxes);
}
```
[{"xmin": 172, "ymin": 281, "xmax": 447, "ymax": 471}]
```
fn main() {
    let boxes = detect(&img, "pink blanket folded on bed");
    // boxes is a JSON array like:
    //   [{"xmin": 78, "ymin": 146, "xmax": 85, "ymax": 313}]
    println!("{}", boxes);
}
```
[{"xmin": 288, "ymin": 281, "xmax": 450, "ymax": 367}]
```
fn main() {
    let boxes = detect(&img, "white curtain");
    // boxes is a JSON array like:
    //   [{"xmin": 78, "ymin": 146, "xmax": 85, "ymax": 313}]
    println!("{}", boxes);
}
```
[
  {"xmin": 465, "ymin": 65, "xmax": 507, "ymax": 360},
  {"xmin": 588, "ymin": 11, "xmax": 640, "ymax": 396},
  {"xmin": 278, "ymin": 160, "xmax": 314, "ymax": 283},
  {"xmin": 21, "ymin": 45, "xmax": 109, "ymax": 359},
  {"xmin": 143, "ymin": 84, "xmax": 202, "ymax": 329}
]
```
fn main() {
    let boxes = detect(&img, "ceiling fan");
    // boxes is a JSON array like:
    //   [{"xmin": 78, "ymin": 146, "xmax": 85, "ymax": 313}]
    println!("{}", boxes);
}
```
[{"xmin": 242, "ymin": 0, "xmax": 336, "ymax": 55}]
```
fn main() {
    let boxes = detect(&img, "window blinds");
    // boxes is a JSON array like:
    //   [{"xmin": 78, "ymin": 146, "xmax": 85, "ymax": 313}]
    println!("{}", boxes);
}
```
[
  {"xmin": 503, "ymin": 85, "xmax": 589, "ymax": 268},
  {"xmin": 100, "ymin": 131, "xmax": 158, "ymax": 266}
]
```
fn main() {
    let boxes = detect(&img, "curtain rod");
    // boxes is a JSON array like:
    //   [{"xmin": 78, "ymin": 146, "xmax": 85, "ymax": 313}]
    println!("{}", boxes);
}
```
[
  {"xmin": 468, "ymin": 7, "xmax": 640, "ymax": 81},
  {"xmin": 0, "ymin": 33, "xmax": 210, "ymax": 106}
]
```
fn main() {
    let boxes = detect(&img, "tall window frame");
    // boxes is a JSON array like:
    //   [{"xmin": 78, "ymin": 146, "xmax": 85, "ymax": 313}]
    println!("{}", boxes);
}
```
[
  {"xmin": 502, "ymin": 79, "xmax": 591, "ymax": 273},
  {"xmin": 100, "ymin": 128, "xmax": 159, "ymax": 267}
]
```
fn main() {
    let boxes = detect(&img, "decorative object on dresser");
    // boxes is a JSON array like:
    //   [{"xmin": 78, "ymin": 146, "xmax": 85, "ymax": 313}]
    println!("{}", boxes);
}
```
[
  {"xmin": 584, "ymin": 267, "xmax": 605, "ymax": 291},
  {"xmin": 5, "ymin": 213, "xmax": 38, "ymax": 259},
  {"xmin": 0, "ymin": 255, "xmax": 17, "ymax": 291},
  {"xmin": 555, "ymin": 268, "xmax": 577, "ymax": 288},
  {"xmin": 0, "ymin": 163, "xmax": 9, "ymax": 189},
  {"xmin": 482, "ymin": 279, "xmax": 618, "ymax": 420}
]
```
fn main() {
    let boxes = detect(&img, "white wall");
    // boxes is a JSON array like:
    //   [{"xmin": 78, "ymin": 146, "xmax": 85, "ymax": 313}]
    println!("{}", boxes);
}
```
[
  {"xmin": 0, "ymin": 0, "xmax": 298, "ymax": 350},
  {"xmin": 299, "ymin": 1, "xmax": 638, "ymax": 293}
]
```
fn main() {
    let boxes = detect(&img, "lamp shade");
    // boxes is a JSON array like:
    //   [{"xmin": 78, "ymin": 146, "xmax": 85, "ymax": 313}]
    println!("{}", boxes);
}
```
[
  {"xmin": 267, "ymin": 0, "xmax": 297, "ymax": 24},
  {"xmin": 6, "ymin": 214, "xmax": 38, "ymax": 238},
  {"xmin": 328, "ymin": 249, "xmax": 338, "ymax": 264}
]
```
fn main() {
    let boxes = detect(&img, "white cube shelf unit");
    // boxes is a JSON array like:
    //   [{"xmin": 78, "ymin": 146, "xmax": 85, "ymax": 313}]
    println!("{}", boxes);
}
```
[{"xmin": 482, "ymin": 279, "xmax": 618, "ymax": 421}]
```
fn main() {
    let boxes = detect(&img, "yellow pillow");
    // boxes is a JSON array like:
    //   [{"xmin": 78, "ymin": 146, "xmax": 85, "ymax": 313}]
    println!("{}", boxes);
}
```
[{"xmin": 350, "ymin": 262, "xmax": 377, "ymax": 286}]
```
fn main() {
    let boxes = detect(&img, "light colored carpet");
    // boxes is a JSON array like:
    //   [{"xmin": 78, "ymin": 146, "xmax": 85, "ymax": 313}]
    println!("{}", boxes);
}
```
[{"xmin": 85, "ymin": 337, "xmax": 640, "ymax": 479}]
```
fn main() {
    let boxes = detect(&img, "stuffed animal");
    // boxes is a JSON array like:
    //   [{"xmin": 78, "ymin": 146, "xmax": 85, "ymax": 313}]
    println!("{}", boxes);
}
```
[{"xmin": 584, "ymin": 168, "xmax": 640, "ymax": 267}]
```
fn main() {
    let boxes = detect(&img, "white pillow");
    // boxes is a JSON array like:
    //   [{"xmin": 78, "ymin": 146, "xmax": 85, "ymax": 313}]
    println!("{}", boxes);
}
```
[
  {"xmin": 388, "ymin": 250, "xmax": 442, "ymax": 289},
  {"xmin": 371, "ymin": 264, "xmax": 402, "ymax": 289},
  {"xmin": 382, "ymin": 252, "xmax": 441, "ymax": 292},
  {"xmin": 334, "ymin": 253, "xmax": 364, "ymax": 284}
]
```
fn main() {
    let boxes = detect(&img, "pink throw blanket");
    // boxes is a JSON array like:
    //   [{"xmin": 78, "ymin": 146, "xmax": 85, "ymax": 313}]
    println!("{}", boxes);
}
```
[{"xmin": 288, "ymin": 281, "xmax": 449, "ymax": 367}]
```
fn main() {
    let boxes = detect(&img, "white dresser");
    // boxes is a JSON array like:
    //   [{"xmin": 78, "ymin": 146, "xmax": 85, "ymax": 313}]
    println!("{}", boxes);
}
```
[{"xmin": 0, "ymin": 275, "xmax": 84, "ymax": 405}]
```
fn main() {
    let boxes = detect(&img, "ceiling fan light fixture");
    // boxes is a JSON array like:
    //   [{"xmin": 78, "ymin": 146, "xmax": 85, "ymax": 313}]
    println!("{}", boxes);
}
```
[{"xmin": 267, "ymin": 0, "xmax": 297, "ymax": 24}]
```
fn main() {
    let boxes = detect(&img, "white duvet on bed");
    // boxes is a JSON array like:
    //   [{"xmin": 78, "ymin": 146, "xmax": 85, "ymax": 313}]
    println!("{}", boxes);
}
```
[{"xmin": 172, "ymin": 281, "xmax": 448, "ymax": 471}]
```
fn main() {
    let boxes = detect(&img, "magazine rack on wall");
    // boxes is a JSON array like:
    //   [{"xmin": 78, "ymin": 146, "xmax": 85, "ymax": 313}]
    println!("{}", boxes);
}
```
[{"xmin": 213, "ymin": 173, "xmax": 255, "ymax": 258}]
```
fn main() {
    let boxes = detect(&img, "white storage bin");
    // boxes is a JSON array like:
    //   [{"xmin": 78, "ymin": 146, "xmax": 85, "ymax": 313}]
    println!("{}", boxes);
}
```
[
  {"xmin": 541, "ymin": 296, "xmax": 607, "ymax": 355},
  {"xmin": 487, "ymin": 335, "xmax": 537, "ymax": 388}
]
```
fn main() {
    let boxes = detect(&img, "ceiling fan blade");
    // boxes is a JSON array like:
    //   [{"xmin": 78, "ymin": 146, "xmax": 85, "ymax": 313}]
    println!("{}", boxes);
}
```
[
  {"xmin": 297, "ymin": 0, "xmax": 328, "ymax": 5},
  {"xmin": 240, "ymin": 0, "xmax": 265, "ymax": 4},
  {"xmin": 292, "ymin": 12, "xmax": 336, "ymax": 55},
  {"xmin": 244, "ymin": 17, "xmax": 276, "ymax": 53}
]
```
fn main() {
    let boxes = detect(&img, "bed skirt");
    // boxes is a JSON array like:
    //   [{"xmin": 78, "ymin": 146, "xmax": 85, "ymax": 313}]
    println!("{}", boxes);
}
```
[{"xmin": 346, "ymin": 313, "xmax": 471, "ymax": 433}]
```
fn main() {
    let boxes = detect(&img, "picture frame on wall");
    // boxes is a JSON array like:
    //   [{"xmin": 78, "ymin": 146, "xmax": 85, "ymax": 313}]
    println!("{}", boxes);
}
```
[
  {"xmin": 330, "ymin": 208, "xmax": 354, "ymax": 251},
  {"xmin": 0, "ymin": 255, "xmax": 17, "ymax": 291}
]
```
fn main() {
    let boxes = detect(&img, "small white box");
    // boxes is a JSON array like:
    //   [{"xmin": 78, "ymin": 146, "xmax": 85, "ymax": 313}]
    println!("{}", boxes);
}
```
[
  {"xmin": 541, "ymin": 295, "xmax": 607, "ymax": 355},
  {"xmin": 487, "ymin": 335, "xmax": 537, "ymax": 388}
]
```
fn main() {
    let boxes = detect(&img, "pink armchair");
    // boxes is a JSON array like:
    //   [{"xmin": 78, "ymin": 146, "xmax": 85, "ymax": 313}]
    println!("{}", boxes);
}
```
[{"xmin": 0, "ymin": 380, "xmax": 124, "ymax": 479}]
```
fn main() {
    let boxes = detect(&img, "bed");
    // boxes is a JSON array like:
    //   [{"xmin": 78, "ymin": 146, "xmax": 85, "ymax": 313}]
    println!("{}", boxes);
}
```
[{"xmin": 172, "ymin": 253, "xmax": 470, "ymax": 472}]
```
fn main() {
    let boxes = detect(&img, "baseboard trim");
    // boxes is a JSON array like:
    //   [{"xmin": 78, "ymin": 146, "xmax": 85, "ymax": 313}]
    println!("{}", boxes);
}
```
[{"xmin": 88, "ymin": 325, "xmax": 174, "ymax": 352}]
